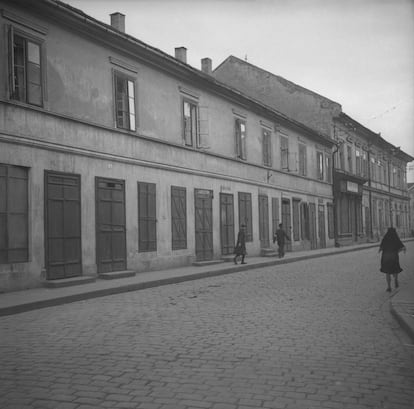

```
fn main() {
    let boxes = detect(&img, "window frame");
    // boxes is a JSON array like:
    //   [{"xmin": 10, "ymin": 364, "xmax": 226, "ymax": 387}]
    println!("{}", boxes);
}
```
[
  {"xmin": 316, "ymin": 151, "xmax": 324, "ymax": 180},
  {"xmin": 182, "ymin": 98, "xmax": 200, "ymax": 147},
  {"xmin": 114, "ymin": 70, "xmax": 137, "ymax": 132},
  {"xmin": 8, "ymin": 26, "xmax": 44, "ymax": 107},
  {"xmin": 0, "ymin": 164, "xmax": 29, "ymax": 264},
  {"xmin": 298, "ymin": 143, "xmax": 307, "ymax": 176},
  {"xmin": 280, "ymin": 136, "xmax": 289, "ymax": 170},
  {"xmin": 262, "ymin": 128, "xmax": 272, "ymax": 167},
  {"xmin": 235, "ymin": 118, "xmax": 247, "ymax": 160}
]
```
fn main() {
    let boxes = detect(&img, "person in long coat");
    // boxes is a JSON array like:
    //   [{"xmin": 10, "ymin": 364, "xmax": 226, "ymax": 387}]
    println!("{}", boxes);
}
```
[
  {"xmin": 234, "ymin": 224, "xmax": 247, "ymax": 265},
  {"xmin": 273, "ymin": 223, "xmax": 290, "ymax": 258},
  {"xmin": 379, "ymin": 227, "xmax": 406, "ymax": 292}
]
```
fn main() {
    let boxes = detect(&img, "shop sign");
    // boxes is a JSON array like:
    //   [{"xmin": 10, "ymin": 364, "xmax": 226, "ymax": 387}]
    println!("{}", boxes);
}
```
[{"xmin": 346, "ymin": 181, "xmax": 359, "ymax": 193}]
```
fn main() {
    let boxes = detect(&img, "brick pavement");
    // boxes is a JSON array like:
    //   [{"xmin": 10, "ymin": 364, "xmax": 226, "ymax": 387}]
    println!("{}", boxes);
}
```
[{"xmin": 0, "ymin": 242, "xmax": 413, "ymax": 409}]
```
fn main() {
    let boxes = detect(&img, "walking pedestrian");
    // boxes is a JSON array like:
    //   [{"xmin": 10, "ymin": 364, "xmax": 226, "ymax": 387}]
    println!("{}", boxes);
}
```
[
  {"xmin": 234, "ymin": 224, "xmax": 247, "ymax": 265},
  {"xmin": 273, "ymin": 223, "xmax": 290, "ymax": 258},
  {"xmin": 378, "ymin": 227, "xmax": 406, "ymax": 292}
]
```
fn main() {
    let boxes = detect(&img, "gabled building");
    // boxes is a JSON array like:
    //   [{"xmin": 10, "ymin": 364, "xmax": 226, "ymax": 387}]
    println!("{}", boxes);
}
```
[
  {"xmin": 214, "ymin": 55, "xmax": 413, "ymax": 246},
  {"xmin": 0, "ymin": 0, "xmax": 335, "ymax": 292}
]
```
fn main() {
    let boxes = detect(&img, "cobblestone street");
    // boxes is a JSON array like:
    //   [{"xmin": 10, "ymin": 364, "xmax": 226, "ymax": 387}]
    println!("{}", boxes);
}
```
[{"xmin": 1, "ymin": 244, "xmax": 414, "ymax": 409}]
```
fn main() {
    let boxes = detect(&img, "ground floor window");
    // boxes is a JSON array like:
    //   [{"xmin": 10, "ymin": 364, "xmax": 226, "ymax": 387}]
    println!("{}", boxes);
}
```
[
  {"xmin": 138, "ymin": 182, "xmax": 157, "ymax": 252},
  {"xmin": 0, "ymin": 164, "xmax": 28, "ymax": 263}
]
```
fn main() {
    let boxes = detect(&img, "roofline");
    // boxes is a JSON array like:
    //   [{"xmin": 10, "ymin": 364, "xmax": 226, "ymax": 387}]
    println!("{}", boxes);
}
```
[
  {"xmin": 13, "ymin": 0, "xmax": 334, "ymax": 147},
  {"xmin": 214, "ymin": 55, "xmax": 342, "ymax": 108},
  {"xmin": 335, "ymin": 113, "xmax": 414, "ymax": 162}
]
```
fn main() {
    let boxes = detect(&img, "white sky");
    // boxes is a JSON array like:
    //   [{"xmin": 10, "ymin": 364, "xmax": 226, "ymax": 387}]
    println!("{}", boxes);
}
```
[{"xmin": 64, "ymin": 0, "xmax": 414, "ymax": 181}]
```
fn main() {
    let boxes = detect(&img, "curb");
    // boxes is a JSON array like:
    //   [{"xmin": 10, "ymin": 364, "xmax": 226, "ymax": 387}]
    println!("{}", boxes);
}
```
[{"xmin": 1, "ymin": 239, "xmax": 412, "ymax": 318}]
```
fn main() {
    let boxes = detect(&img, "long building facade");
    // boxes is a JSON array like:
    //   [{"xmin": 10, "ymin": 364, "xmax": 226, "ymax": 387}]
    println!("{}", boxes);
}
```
[
  {"xmin": 214, "ymin": 56, "xmax": 413, "ymax": 246},
  {"xmin": 0, "ymin": 0, "xmax": 336, "ymax": 292}
]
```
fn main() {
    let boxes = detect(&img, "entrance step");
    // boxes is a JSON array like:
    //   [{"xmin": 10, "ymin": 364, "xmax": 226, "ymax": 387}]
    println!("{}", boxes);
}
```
[
  {"xmin": 43, "ymin": 276, "xmax": 96, "ymax": 288},
  {"xmin": 261, "ymin": 248, "xmax": 278, "ymax": 257},
  {"xmin": 192, "ymin": 260, "xmax": 225, "ymax": 267},
  {"xmin": 99, "ymin": 270, "xmax": 136, "ymax": 280}
]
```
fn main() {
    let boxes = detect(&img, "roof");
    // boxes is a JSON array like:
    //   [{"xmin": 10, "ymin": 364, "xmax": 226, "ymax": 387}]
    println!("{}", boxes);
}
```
[{"xmin": 17, "ymin": 0, "xmax": 335, "ymax": 147}]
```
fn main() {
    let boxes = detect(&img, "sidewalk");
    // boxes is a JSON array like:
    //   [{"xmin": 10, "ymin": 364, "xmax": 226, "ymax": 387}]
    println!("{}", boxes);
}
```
[{"xmin": 1, "ymin": 240, "xmax": 413, "ymax": 343}]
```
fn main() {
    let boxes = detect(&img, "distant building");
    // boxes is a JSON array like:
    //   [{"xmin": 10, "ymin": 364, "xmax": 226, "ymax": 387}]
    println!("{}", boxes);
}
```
[
  {"xmin": 0, "ymin": 0, "xmax": 335, "ymax": 292},
  {"xmin": 214, "ymin": 56, "xmax": 413, "ymax": 245},
  {"xmin": 409, "ymin": 183, "xmax": 414, "ymax": 236}
]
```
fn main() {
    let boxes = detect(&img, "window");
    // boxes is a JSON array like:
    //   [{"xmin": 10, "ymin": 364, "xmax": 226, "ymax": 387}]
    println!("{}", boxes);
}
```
[
  {"xmin": 9, "ymin": 30, "xmax": 43, "ymax": 106},
  {"xmin": 316, "ymin": 152, "xmax": 324, "ymax": 180},
  {"xmin": 183, "ymin": 100, "xmax": 198, "ymax": 147},
  {"xmin": 325, "ymin": 154, "xmax": 332, "ymax": 183},
  {"xmin": 347, "ymin": 145, "xmax": 353, "ymax": 173},
  {"xmin": 238, "ymin": 192, "xmax": 252, "ymax": 241},
  {"xmin": 262, "ymin": 129, "xmax": 272, "ymax": 167},
  {"xmin": 0, "ymin": 164, "xmax": 28, "ymax": 263},
  {"xmin": 115, "ymin": 72, "xmax": 136, "ymax": 131},
  {"xmin": 298, "ymin": 144, "xmax": 307, "ymax": 176},
  {"xmin": 327, "ymin": 203, "xmax": 334, "ymax": 239},
  {"xmin": 171, "ymin": 186, "xmax": 187, "ymax": 250},
  {"xmin": 138, "ymin": 182, "xmax": 156, "ymax": 252},
  {"xmin": 292, "ymin": 199, "xmax": 300, "ymax": 241},
  {"xmin": 355, "ymin": 150, "xmax": 361, "ymax": 175},
  {"xmin": 280, "ymin": 136, "xmax": 289, "ymax": 170},
  {"xmin": 235, "ymin": 119, "xmax": 247, "ymax": 160},
  {"xmin": 338, "ymin": 143, "xmax": 345, "ymax": 170}
]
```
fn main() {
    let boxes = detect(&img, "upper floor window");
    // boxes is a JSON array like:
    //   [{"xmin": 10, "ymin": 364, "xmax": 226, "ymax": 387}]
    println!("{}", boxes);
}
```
[
  {"xmin": 316, "ymin": 152, "xmax": 324, "ymax": 180},
  {"xmin": 10, "ymin": 30, "xmax": 43, "ymax": 106},
  {"xmin": 338, "ymin": 143, "xmax": 345, "ymax": 170},
  {"xmin": 280, "ymin": 136, "xmax": 289, "ymax": 170},
  {"xmin": 114, "ymin": 72, "xmax": 136, "ymax": 131},
  {"xmin": 235, "ymin": 119, "xmax": 247, "ymax": 160},
  {"xmin": 298, "ymin": 144, "xmax": 307, "ymax": 176},
  {"xmin": 355, "ymin": 149, "xmax": 361, "ymax": 176},
  {"xmin": 262, "ymin": 129, "xmax": 272, "ymax": 167},
  {"xmin": 325, "ymin": 154, "xmax": 332, "ymax": 183},
  {"xmin": 347, "ymin": 145, "xmax": 353, "ymax": 173},
  {"xmin": 183, "ymin": 100, "xmax": 199, "ymax": 147}
]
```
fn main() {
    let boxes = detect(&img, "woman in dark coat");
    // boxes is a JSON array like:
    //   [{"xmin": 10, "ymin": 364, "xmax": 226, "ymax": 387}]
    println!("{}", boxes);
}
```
[
  {"xmin": 234, "ymin": 224, "xmax": 247, "ymax": 265},
  {"xmin": 379, "ymin": 227, "xmax": 406, "ymax": 292}
]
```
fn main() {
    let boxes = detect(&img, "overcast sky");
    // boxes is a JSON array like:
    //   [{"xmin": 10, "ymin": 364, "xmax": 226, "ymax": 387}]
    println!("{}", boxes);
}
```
[{"xmin": 65, "ymin": 0, "xmax": 414, "ymax": 180}]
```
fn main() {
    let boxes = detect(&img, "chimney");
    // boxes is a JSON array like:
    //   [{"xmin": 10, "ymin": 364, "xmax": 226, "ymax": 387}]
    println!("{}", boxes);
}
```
[
  {"xmin": 110, "ymin": 12, "xmax": 125, "ymax": 33},
  {"xmin": 201, "ymin": 58, "xmax": 212, "ymax": 75},
  {"xmin": 175, "ymin": 47, "xmax": 187, "ymax": 63}
]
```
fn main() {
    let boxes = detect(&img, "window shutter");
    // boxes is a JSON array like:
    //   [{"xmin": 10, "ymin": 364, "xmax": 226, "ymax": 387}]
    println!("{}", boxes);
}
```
[
  {"xmin": 171, "ymin": 186, "xmax": 187, "ymax": 250},
  {"xmin": 197, "ymin": 106, "xmax": 209, "ymax": 148},
  {"xmin": 288, "ymin": 152, "xmax": 298, "ymax": 172},
  {"xmin": 8, "ymin": 25, "xmax": 15, "ymax": 100},
  {"xmin": 138, "ymin": 182, "xmax": 157, "ymax": 252}
]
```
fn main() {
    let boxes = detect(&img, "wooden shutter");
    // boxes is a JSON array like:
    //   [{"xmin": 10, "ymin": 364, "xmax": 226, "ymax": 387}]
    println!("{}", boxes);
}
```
[
  {"xmin": 235, "ymin": 119, "xmax": 241, "ymax": 157},
  {"xmin": 292, "ymin": 199, "xmax": 300, "ymax": 241},
  {"xmin": 197, "ymin": 106, "xmax": 209, "ymax": 148},
  {"xmin": 271, "ymin": 197, "xmax": 279, "ymax": 237},
  {"xmin": 238, "ymin": 192, "xmax": 252, "ymax": 241},
  {"xmin": 171, "ymin": 186, "xmax": 187, "ymax": 250},
  {"xmin": 138, "ymin": 182, "xmax": 157, "ymax": 252}
]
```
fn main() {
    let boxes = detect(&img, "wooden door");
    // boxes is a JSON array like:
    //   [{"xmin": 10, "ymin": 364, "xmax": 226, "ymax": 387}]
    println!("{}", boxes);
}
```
[
  {"xmin": 309, "ymin": 202, "xmax": 317, "ymax": 249},
  {"xmin": 195, "ymin": 189, "xmax": 213, "ymax": 261},
  {"xmin": 271, "ymin": 197, "xmax": 280, "ymax": 239},
  {"xmin": 281, "ymin": 198, "xmax": 292, "ymax": 251},
  {"xmin": 220, "ymin": 193, "xmax": 234, "ymax": 255},
  {"xmin": 45, "ymin": 171, "xmax": 82, "ymax": 279},
  {"xmin": 318, "ymin": 204, "xmax": 326, "ymax": 248},
  {"xmin": 258, "ymin": 194, "xmax": 270, "ymax": 248},
  {"xmin": 96, "ymin": 177, "xmax": 126, "ymax": 273}
]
